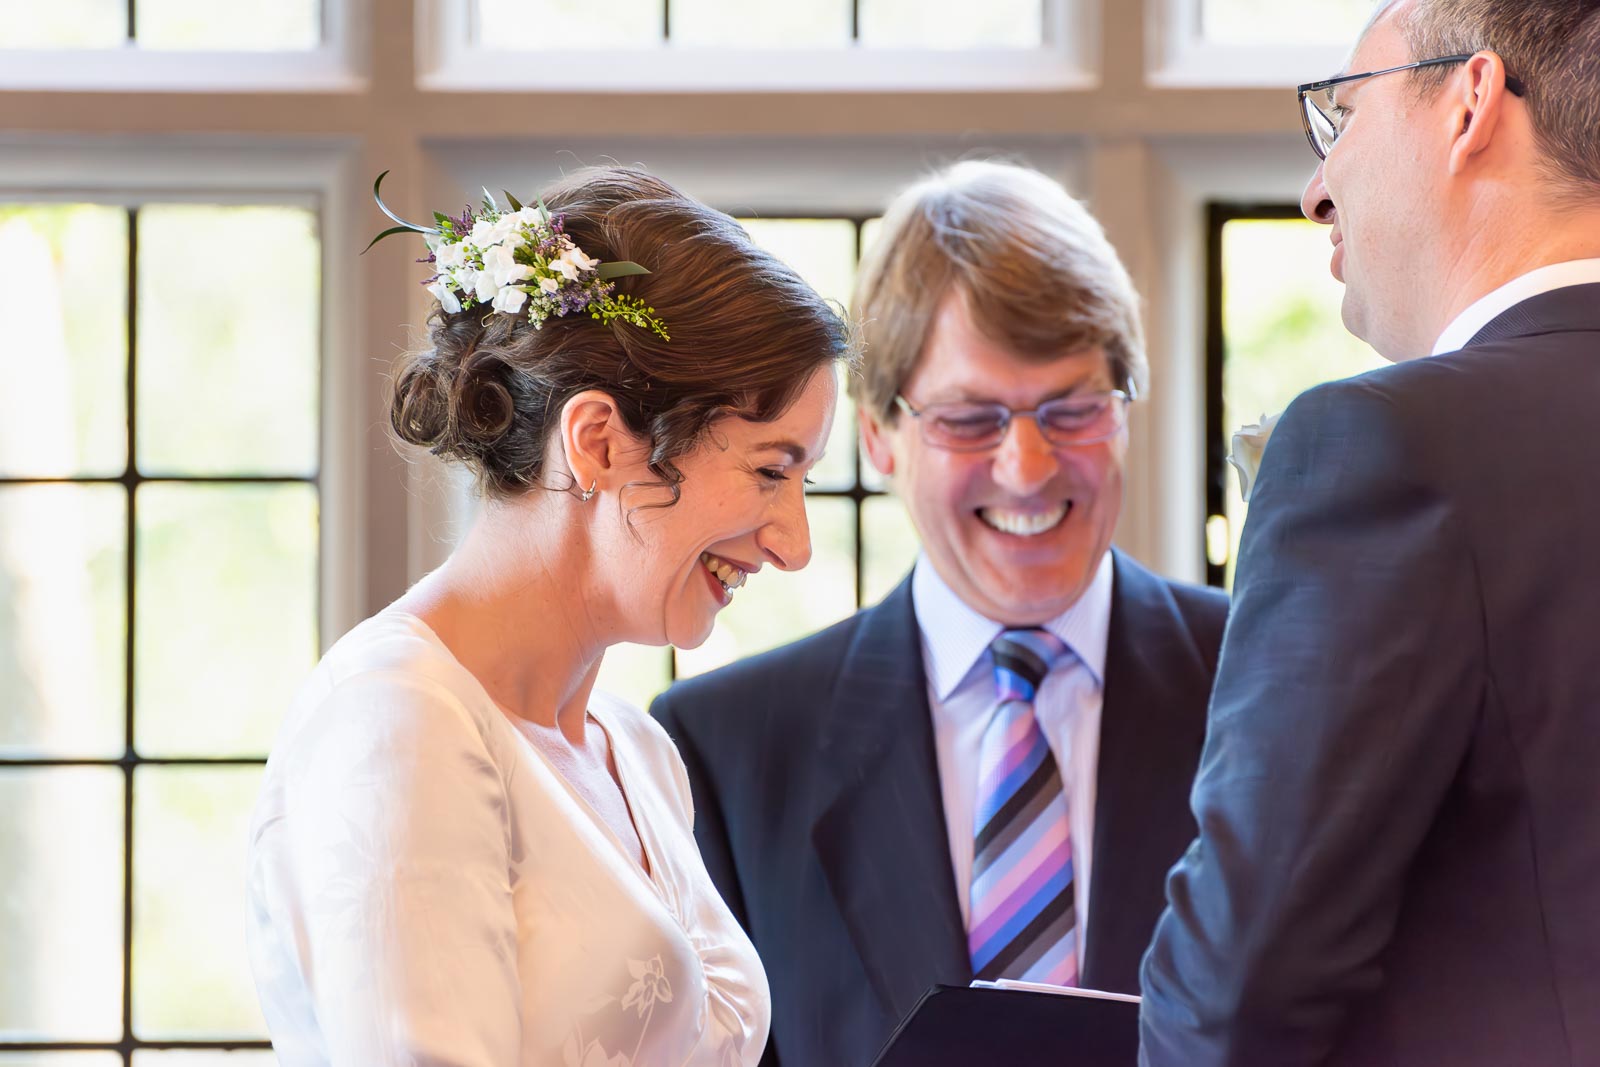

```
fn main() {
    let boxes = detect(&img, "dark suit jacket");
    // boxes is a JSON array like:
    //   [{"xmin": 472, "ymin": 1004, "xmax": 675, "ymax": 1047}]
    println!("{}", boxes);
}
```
[
  {"xmin": 1140, "ymin": 284, "xmax": 1600, "ymax": 1067},
  {"xmin": 653, "ymin": 549, "xmax": 1227, "ymax": 1067}
]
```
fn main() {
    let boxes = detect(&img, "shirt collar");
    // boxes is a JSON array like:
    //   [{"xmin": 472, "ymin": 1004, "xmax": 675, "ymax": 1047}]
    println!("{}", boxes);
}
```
[
  {"xmin": 1431, "ymin": 258, "xmax": 1600, "ymax": 356},
  {"xmin": 911, "ymin": 550, "xmax": 1114, "ymax": 702}
]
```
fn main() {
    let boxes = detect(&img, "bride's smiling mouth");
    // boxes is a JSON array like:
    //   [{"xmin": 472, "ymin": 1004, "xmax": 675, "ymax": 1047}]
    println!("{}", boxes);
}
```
[{"xmin": 700, "ymin": 551, "xmax": 751, "ymax": 598}]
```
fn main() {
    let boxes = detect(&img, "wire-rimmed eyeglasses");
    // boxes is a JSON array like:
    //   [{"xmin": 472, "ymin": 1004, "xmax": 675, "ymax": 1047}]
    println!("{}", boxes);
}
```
[
  {"xmin": 892, "ymin": 384, "xmax": 1137, "ymax": 453},
  {"xmin": 1297, "ymin": 54, "xmax": 1528, "ymax": 160}
]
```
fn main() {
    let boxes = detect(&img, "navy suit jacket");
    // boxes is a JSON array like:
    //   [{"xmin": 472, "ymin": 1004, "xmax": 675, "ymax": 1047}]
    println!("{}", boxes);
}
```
[
  {"xmin": 1141, "ymin": 284, "xmax": 1600, "ymax": 1066},
  {"xmin": 653, "ymin": 550, "xmax": 1227, "ymax": 1067}
]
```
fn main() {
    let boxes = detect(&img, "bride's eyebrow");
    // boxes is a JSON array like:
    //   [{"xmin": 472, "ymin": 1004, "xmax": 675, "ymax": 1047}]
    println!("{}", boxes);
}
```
[{"xmin": 752, "ymin": 440, "xmax": 808, "ymax": 463}]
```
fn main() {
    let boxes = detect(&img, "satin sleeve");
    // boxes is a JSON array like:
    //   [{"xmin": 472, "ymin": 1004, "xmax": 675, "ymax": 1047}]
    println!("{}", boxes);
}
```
[{"xmin": 253, "ymin": 671, "xmax": 522, "ymax": 1066}]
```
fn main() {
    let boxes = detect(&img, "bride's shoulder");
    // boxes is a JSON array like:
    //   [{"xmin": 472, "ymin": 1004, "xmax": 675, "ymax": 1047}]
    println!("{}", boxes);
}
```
[{"xmin": 317, "ymin": 611, "xmax": 466, "ymax": 688}]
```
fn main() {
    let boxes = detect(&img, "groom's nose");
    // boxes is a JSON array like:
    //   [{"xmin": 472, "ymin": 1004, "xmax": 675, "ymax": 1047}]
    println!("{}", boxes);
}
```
[{"xmin": 1301, "ymin": 163, "xmax": 1336, "ymax": 225}]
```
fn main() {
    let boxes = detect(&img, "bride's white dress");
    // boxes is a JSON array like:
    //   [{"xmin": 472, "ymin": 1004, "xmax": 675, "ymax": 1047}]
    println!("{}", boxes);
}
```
[{"xmin": 246, "ymin": 611, "xmax": 770, "ymax": 1066}]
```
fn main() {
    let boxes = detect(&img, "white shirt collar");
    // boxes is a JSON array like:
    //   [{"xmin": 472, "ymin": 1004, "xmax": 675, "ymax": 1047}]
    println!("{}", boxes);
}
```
[
  {"xmin": 911, "ymin": 549, "xmax": 1114, "ymax": 702},
  {"xmin": 1431, "ymin": 258, "xmax": 1600, "ymax": 356}
]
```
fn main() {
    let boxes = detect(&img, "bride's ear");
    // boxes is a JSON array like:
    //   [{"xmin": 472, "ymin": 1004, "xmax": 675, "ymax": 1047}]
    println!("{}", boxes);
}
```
[{"xmin": 559, "ymin": 390, "xmax": 642, "ymax": 499}]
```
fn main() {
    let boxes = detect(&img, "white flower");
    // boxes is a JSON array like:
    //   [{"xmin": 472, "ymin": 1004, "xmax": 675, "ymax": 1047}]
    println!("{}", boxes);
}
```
[
  {"xmin": 551, "ymin": 257, "xmax": 581, "ymax": 282},
  {"xmin": 483, "ymin": 243, "xmax": 533, "ymax": 287},
  {"xmin": 435, "ymin": 241, "xmax": 467, "ymax": 273},
  {"xmin": 427, "ymin": 279, "xmax": 461, "ymax": 314},
  {"xmin": 469, "ymin": 216, "xmax": 499, "ymax": 244},
  {"xmin": 492, "ymin": 285, "xmax": 528, "ymax": 315},
  {"xmin": 474, "ymin": 269, "xmax": 500, "ymax": 305},
  {"xmin": 1228, "ymin": 412, "xmax": 1283, "ymax": 502},
  {"xmin": 560, "ymin": 243, "xmax": 600, "ymax": 273},
  {"xmin": 539, "ymin": 277, "xmax": 560, "ymax": 294}
]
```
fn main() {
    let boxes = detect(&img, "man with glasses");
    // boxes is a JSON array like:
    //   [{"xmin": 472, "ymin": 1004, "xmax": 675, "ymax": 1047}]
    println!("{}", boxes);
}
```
[
  {"xmin": 1141, "ymin": 1, "xmax": 1600, "ymax": 1064},
  {"xmin": 653, "ymin": 160, "xmax": 1228, "ymax": 1066}
]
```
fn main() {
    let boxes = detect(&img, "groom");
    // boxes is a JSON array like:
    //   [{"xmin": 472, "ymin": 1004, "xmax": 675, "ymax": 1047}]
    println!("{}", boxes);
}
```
[{"xmin": 1140, "ymin": 1, "xmax": 1600, "ymax": 1064}]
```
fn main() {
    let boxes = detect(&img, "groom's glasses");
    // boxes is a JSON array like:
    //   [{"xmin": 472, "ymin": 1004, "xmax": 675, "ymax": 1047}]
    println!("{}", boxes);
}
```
[
  {"xmin": 893, "ymin": 385, "xmax": 1137, "ymax": 452},
  {"xmin": 1297, "ymin": 54, "xmax": 1528, "ymax": 160}
]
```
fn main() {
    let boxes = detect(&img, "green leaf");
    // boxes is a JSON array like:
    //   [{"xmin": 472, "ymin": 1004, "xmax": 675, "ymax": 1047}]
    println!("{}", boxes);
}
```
[
  {"xmin": 535, "ymin": 197, "xmax": 553, "ymax": 225},
  {"xmin": 362, "ymin": 225, "xmax": 422, "ymax": 255},
  {"xmin": 481, "ymin": 187, "xmax": 500, "ymax": 214},
  {"xmin": 433, "ymin": 211, "xmax": 454, "ymax": 228},
  {"xmin": 371, "ymin": 169, "xmax": 437, "ymax": 234},
  {"xmin": 504, "ymin": 190, "xmax": 524, "ymax": 212},
  {"xmin": 596, "ymin": 261, "xmax": 651, "ymax": 280}
]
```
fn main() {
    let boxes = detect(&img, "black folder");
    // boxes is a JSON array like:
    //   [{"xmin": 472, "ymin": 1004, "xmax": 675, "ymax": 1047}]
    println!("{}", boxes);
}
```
[{"xmin": 869, "ymin": 984, "xmax": 1140, "ymax": 1066}]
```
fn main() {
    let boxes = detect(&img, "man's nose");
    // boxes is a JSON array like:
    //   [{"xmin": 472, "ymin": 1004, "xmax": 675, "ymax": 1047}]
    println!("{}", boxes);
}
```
[
  {"xmin": 1301, "ymin": 162, "xmax": 1336, "ymax": 224},
  {"xmin": 991, "ymin": 415, "xmax": 1060, "ymax": 494}
]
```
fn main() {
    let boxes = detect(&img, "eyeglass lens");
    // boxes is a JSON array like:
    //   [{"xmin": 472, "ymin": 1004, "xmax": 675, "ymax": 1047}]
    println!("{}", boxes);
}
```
[
  {"xmin": 919, "ymin": 395, "xmax": 1127, "ymax": 449},
  {"xmin": 1303, "ymin": 86, "xmax": 1338, "ymax": 157}
]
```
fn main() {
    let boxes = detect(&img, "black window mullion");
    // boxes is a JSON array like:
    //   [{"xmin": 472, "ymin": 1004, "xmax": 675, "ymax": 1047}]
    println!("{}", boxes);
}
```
[
  {"xmin": 662, "ymin": 0, "xmax": 671, "ymax": 42},
  {"xmin": 851, "ymin": 0, "xmax": 861, "ymax": 42},
  {"xmin": 121, "ymin": 204, "xmax": 139, "ymax": 1065},
  {"xmin": 125, "ymin": 0, "xmax": 136, "ymax": 43}
]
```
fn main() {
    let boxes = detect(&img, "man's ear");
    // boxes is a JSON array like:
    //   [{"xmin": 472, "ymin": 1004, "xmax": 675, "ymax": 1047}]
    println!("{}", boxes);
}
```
[
  {"xmin": 858, "ymin": 401, "xmax": 897, "ymax": 479},
  {"xmin": 1447, "ymin": 51, "xmax": 1515, "ymax": 176},
  {"xmin": 559, "ymin": 389, "xmax": 635, "ymax": 495}
]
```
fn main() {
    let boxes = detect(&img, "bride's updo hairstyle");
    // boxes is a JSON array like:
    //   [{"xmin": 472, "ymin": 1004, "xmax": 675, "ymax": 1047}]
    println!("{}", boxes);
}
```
[{"xmin": 389, "ymin": 166, "xmax": 853, "ymax": 501}]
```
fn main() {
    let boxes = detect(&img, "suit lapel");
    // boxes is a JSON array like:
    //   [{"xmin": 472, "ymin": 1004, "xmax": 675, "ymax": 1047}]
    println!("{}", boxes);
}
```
[
  {"xmin": 810, "ymin": 578, "xmax": 972, "ymax": 1021},
  {"xmin": 1082, "ymin": 552, "xmax": 1212, "ymax": 993}
]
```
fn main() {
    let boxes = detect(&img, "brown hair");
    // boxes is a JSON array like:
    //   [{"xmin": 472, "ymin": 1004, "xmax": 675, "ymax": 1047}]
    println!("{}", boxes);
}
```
[
  {"xmin": 849, "ymin": 159, "xmax": 1145, "ymax": 423},
  {"xmin": 1398, "ymin": 0, "xmax": 1600, "ymax": 194},
  {"xmin": 389, "ymin": 167, "xmax": 853, "ymax": 501}
]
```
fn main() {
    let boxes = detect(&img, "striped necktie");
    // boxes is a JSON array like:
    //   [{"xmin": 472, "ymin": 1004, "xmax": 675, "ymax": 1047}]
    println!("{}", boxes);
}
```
[{"xmin": 968, "ymin": 627, "xmax": 1078, "ymax": 986}]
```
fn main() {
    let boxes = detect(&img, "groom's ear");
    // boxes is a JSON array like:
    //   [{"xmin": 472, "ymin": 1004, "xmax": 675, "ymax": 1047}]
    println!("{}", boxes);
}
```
[{"xmin": 1447, "ymin": 52, "xmax": 1514, "ymax": 177}]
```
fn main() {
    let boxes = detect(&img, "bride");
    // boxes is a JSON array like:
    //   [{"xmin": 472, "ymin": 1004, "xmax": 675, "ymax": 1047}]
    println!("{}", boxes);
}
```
[{"xmin": 246, "ymin": 166, "xmax": 851, "ymax": 1066}]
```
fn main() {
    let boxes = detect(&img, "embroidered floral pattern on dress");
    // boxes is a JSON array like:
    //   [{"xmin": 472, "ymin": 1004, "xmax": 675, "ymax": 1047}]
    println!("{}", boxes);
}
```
[{"xmin": 562, "ymin": 956, "xmax": 676, "ymax": 1067}]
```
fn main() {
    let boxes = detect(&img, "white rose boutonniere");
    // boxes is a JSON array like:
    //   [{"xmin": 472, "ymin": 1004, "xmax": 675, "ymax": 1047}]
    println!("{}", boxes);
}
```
[{"xmin": 1227, "ymin": 412, "xmax": 1282, "ymax": 502}]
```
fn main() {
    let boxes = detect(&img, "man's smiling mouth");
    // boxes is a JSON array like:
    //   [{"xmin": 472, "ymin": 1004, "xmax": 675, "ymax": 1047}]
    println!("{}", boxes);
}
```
[{"xmin": 977, "ymin": 503, "xmax": 1071, "ymax": 537}]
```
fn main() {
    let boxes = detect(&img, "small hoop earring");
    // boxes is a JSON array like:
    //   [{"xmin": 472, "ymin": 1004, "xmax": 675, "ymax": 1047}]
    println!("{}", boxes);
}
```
[{"xmin": 579, "ymin": 479, "xmax": 598, "ymax": 503}]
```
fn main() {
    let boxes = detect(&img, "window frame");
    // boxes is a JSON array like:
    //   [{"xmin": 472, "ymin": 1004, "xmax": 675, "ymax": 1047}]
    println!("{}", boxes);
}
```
[
  {"xmin": 416, "ymin": 0, "xmax": 1098, "ymax": 92},
  {"xmin": 1201, "ymin": 199, "xmax": 1309, "ymax": 587},
  {"xmin": 1145, "ymin": 0, "xmax": 1358, "ymax": 88},
  {"xmin": 0, "ymin": 0, "xmax": 366, "ymax": 92},
  {"xmin": 0, "ymin": 140, "xmax": 362, "ymax": 1055}
]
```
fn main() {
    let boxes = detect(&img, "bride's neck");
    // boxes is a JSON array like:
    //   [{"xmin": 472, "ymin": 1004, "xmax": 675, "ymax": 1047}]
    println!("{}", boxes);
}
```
[{"xmin": 399, "ymin": 495, "xmax": 618, "ymax": 739}]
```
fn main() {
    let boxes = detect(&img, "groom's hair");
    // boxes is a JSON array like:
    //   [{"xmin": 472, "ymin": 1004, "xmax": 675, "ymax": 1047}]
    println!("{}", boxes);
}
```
[
  {"xmin": 1398, "ymin": 0, "xmax": 1600, "ymax": 196},
  {"xmin": 848, "ymin": 159, "xmax": 1146, "ymax": 423}
]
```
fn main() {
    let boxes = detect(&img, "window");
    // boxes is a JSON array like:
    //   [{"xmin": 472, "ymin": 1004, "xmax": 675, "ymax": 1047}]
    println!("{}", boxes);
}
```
[
  {"xmin": 0, "ymin": 199, "xmax": 322, "ymax": 1056},
  {"xmin": 1203, "ymin": 203, "xmax": 1385, "ymax": 586},
  {"xmin": 0, "ymin": 0, "xmax": 322, "ymax": 51},
  {"xmin": 1148, "ymin": 0, "xmax": 1375, "ymax": 86},
  {"xmin": 595, "ymin": 214, "xmax": 922, "ymax": 709},
  {"xmin": 420, "ymin": 0, "xmax": 1092, "ymax": 90},
  {"xmin": 0, "ymin": 0, "xmax": 356, "ymax": 90}
]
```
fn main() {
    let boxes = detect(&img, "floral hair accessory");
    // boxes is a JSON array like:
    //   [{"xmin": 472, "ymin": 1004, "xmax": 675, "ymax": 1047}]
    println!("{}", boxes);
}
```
[{"xmin": 364, "ymin": 171, "xmax": 669, "ymax": 340}]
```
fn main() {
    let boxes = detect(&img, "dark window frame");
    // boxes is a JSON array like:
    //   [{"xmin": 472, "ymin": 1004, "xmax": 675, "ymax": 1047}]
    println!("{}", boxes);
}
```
[{"xmin": 1202, "ymin": 200, "xmax": 1308, "ymax": 588}]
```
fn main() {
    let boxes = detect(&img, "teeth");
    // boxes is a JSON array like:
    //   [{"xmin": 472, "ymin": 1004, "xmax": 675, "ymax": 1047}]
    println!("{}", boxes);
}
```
[
  {"xmin": 700, "ymin": 552, "xmax": 748, "ymax": 592},
  {"xmin": 979, "ymin": 505, "xmax": 1069, "ymax": 537}
]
